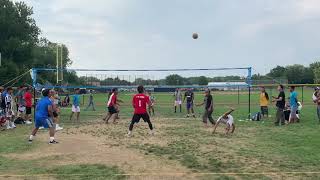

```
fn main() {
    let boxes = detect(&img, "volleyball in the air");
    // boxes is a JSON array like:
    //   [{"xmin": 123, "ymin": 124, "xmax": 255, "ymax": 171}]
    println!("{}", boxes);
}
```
[{"xmin": 192, "ymin": 33, "xmax": 199, "ymax": 39}]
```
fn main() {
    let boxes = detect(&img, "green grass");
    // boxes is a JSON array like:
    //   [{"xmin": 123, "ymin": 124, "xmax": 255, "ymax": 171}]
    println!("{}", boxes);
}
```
[
  {"xmin": 1, "ymin": 88, "xmax": 320, "ymax": 179},
  {"xmin": 31, "ymin": 164, "xmax": 125, "ymax": 180}
]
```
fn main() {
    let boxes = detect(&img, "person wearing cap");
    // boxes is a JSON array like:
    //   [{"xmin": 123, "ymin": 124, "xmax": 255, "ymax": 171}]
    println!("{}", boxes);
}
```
[
  {"xmin": 69, "ymin": 88, "xmax": 81, "ymax": 124},
  {"xmin": 313, "ymin": 87, "xmax": 320, "ymax": 122},
  {"xmin": 197, "ymin": 89, "xmax": 215, "ymax": 127},
  {"xmin": 103, "ymin": 88, "xmax": 120, "ymax": 124}
]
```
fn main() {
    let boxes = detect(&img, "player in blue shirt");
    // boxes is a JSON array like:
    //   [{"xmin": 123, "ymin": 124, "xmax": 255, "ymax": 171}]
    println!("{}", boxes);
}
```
[
  {"xmin": 289, "ymin": 86, "xmax": 298, "ymax": 123},
  {"xmin": 28, "ymin": 89, "xmax": 58, "ymax": 144},
  {"xmin": 70, "ymin": 88, "xmax": 81, "ymax": 124}
]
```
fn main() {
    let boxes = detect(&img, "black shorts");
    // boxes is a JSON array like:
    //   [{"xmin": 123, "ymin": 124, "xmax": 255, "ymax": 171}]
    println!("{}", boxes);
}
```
[
  {"xmin": 26, "ymin": 107, "xmax": 32, "ymax": 115},
  {"xmin": 260, "ymin": 106, "xmax": 269, "ymax": 115},
  {"xmin": 108, "ymin": 106, "xmax": 117, "ymax": 114},
  {"xmin": 131, "ymin": 113, "xmax": 150, "ymax": 124},
  {"xmin": 53, "ymin": 111, "xmax": 59, "ymax": 118}
]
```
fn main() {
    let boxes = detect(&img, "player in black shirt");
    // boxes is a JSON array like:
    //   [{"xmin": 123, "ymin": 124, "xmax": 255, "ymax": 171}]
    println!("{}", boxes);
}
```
[
  {"xmin": 197, "ymin": 89, "xmax": 215, "ymax": 127},
  {"xmin": 183, "ymin": 89, "xmax": 195, "ymax": 118},
  {"xmin": 272, "ymin": 85, "xmax": 286, "ymax": 126}
]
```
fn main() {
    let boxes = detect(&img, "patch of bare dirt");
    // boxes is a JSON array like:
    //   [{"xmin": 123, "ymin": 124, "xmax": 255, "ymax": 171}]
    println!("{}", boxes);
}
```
[{"xmin": 6, "ymin": 122, "xmax": 193, "ymax": 180}]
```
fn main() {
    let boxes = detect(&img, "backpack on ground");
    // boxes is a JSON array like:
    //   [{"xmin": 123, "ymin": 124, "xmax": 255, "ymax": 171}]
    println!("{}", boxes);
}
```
[
  {"xmin": 252, "ymin": 112, "xmax": 262, "ymax": 121},
  {"xmin": 14, "ymin": 117, "xmax": 25, "ymax": 124}
]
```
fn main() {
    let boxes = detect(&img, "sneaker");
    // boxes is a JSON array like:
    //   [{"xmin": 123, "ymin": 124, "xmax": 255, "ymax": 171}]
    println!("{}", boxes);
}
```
[
  {"xmin": 39, "ymin": 126, "xmax": 44, "ymax": 130},
  {"xmin": 126, "ymin": 132, "xmax": 132, "ymax": 137},
  {"xmin": 56, "ymin": 126, "xmax": 63, "ymax": 131},
  {"xmin": 25, "ymin": 121, "xmax": 32, "ymax": 125},
  {"xmin": 10, "ymin": 122, "xmax": 16, "ymax": 128},
  {"xmin": 49, "ymin": 140, "xmax": 59, "ymax": 144}
]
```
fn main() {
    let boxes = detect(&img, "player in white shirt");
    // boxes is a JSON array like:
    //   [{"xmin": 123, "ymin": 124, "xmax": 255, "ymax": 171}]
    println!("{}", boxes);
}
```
[{"xmin": 212, "ymin": 109, "xmax": 235, "ymax": 135}]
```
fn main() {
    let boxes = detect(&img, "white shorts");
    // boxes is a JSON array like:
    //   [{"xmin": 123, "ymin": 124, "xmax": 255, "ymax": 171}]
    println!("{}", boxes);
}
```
[
  {"xmin": 72, "ymin": 105, "xmax": 80, "ymax": 113},
  {"xmin": 175, "ymin": 100, "xmax": 182, "ymax": 106},
  {"xmin": 18, "ymin": 106, "xmax": 26, "ymax": 113}
]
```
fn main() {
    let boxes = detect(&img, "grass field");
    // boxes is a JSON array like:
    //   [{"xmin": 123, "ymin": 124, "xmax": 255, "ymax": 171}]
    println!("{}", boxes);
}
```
[{"xmin": 1, "ymin": 88, "xmax": 320, "ymax": 180}]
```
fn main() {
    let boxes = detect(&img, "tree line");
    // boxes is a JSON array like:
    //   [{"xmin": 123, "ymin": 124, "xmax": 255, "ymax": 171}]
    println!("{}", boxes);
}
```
[
  {"xmin": 0, "ymin": 0, "xmax": 77, "ymax": 86},
  {"xmin": 1, "ymin": 0, "xmax": 319, "ymax": 87}
]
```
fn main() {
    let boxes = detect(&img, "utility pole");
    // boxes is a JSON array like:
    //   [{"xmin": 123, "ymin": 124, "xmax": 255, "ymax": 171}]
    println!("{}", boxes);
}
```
[{"xmin": 56, "ymin": 44, "xmax": 63, "ymax": 84}]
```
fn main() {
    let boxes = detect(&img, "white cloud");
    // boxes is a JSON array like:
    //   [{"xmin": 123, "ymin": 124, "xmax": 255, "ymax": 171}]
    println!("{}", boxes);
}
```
[{"xmin": 11, "ymin": 0, "xmax": 320, "ymax": 75}]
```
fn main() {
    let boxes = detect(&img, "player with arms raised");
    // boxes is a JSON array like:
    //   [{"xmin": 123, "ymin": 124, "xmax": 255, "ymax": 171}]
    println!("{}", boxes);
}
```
[{"xmin": 127, "ymin": 85, "xmax": 154, "ymax": 137}]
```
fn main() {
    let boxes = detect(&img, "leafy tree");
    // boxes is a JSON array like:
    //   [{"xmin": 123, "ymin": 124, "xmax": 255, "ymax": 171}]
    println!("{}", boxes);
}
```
[
  {"xmin": 0, "ymin": 0, "xmax": 40, "ymax": 66},
  {"xmin": 198, "ymin": 76, "xmax": 208, "ymax": 85},
  {"xmin": 165, "ymin": 74, "xmax": 184, "ymax": 85},
  {"xmin": 285, "ymin": 64, "xmax": 310, "ymax": 84},
  {"xmin": 266, "ymin": 66, "xmax": 287, "ymax": 78},
  {"xmin": 314, "ymin": 67, "xmax": 320, "ymax": 84}
]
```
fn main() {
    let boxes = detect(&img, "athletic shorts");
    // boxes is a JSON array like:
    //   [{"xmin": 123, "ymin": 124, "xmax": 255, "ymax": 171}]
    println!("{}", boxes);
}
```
[
  {"xmin": 108, "ymin": 106, "xmax": 117, "ymax": 114},
  {"xmin": 5, "ymin": 110, "xmax": 14, "ymax": 118},
  {"xmin": 18, "ymin": 106, "xmax": 26, "ymax": 113},
  {"xmin": 290, "ymin": 107, "xmax": 298, "ymax": 118},
  {"xmin": 175, "ymin": 100, "xmax": 182, "ymax": 106},
  {"xmin": 72, "ymin": 105, "xmax": 80, "ymax": 113},
  {"xmin": 186, "ymin": 102, "xmax": 193, "ymax": 109},
  {"xmin": 131, "ymin": 113, "xmax": 150, "ymax": 124},
  {"xmin": 35, "ymin": 117, "xmax": 54, "ymax": 129},
  {"xmin": 26, "ymin": 107, "xmax": 32, "ymax": 115},
  {"xmin": 260, "ymin": 106, "xmax": 268, "ymax": 115}
]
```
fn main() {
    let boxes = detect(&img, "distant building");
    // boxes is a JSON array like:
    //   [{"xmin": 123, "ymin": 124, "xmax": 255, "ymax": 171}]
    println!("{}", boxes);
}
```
[{"xmin": 208, "ymin": 82, "xmax": 248, "ymax": 90}]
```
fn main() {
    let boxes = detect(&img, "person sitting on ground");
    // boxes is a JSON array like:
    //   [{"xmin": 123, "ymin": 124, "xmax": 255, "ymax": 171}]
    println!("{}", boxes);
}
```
[{"xmin": 212, "ymin": 109, "xmax": 235, "ymax": 135}]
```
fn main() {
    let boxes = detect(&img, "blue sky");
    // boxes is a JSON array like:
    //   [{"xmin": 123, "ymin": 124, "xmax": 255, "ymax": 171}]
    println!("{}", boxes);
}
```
[{"xmin": 17, "ymin": 0, "xmax": 320, "ymax": 75}]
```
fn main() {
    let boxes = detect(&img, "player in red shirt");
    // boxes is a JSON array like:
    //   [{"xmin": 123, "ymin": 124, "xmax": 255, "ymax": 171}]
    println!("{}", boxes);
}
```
[
  {"xmin": 127, "ymin": 85, "xmax": 154, "ymax": 137},
  {"xmin": 103, "ymin": 88, "xmax": 120, "ymax": 124},
  {"xmin": 23, "ymin": 87, "xmax": 33, "ymax": 124}
]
